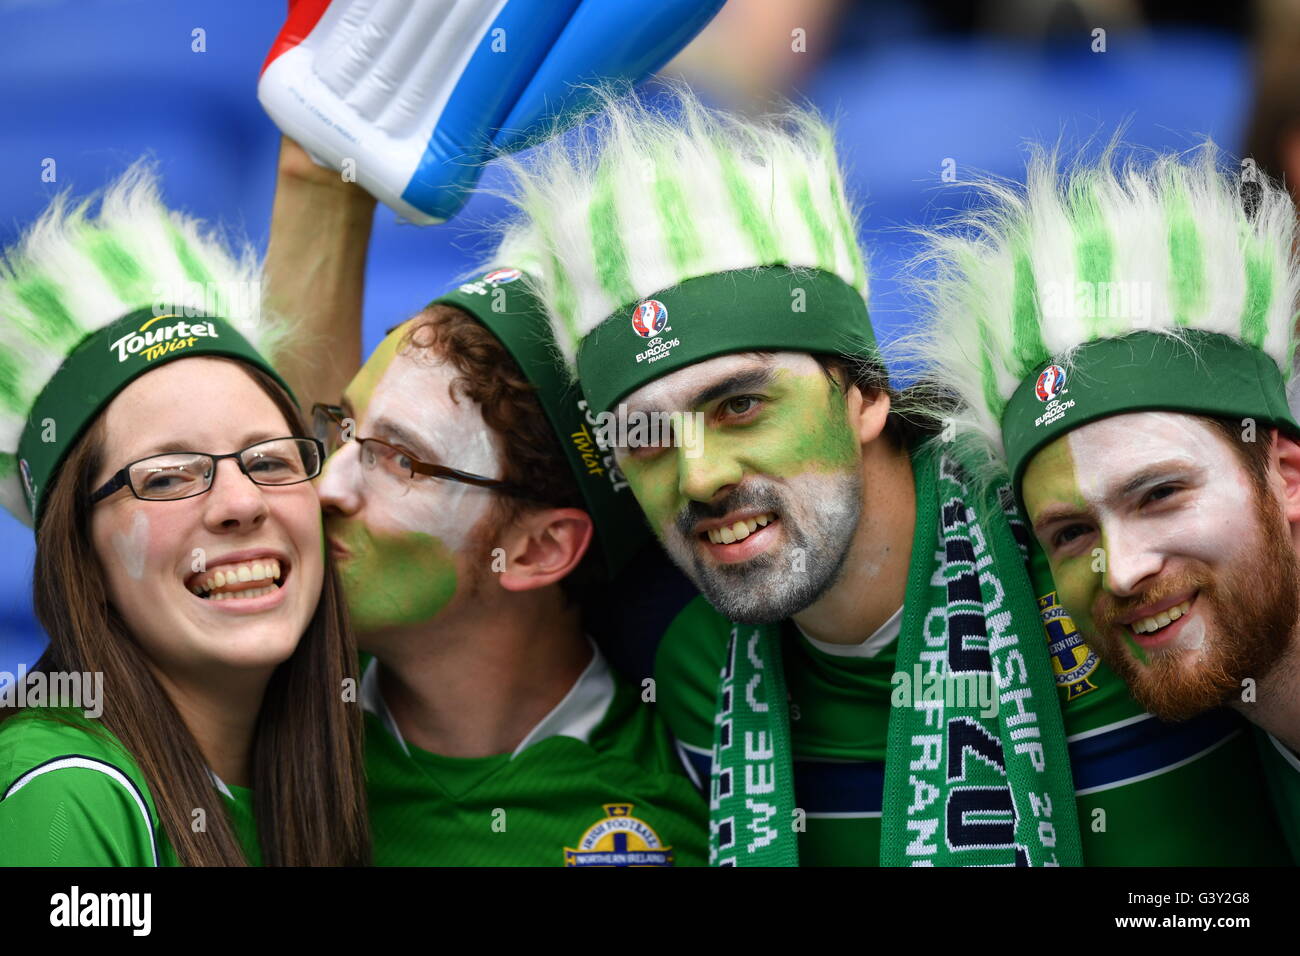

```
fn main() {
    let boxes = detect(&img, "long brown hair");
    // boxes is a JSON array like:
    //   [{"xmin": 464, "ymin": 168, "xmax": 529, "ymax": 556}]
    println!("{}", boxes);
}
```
[{"xmin": 14, "ymin": 362, "xmax": 369, "ymax": 866}]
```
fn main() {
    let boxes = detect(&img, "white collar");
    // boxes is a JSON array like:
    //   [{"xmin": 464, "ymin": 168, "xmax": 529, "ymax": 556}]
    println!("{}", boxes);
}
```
[
  {"xmin": 361, "ymin": 639, "xmax": 615, "ymax": 759},
  {"xmin": 208, "ymin": 768, "xmax": 234, "ymax": 799},
  {"xmin": 794, "ymin": 605, "xmax": 903, "ymax": 659},
  {"xmin": 1267, "ymin": 732, "xmax": 1300, "ymax": 770}
]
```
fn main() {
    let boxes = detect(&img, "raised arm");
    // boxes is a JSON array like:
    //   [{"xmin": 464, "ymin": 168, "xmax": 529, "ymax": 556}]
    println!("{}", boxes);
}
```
[
  {"xmin": 256, "ymin": 0, "xmax": 726, "ymax": 407},
  {"xmin": 262, "ymin": 135, "xmax": 377, "ymax": 411}
]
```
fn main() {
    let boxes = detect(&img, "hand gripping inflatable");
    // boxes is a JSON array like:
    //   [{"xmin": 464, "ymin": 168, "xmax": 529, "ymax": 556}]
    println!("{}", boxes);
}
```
[{"xmin": 259, "ymin": 0, "xmax": 725, "ymax": 224}]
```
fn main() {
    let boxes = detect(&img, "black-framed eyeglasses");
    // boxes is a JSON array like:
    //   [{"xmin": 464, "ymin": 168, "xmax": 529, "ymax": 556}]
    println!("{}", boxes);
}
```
[
  {"xmin": 89, "ymin": 437, "xmax": 325, "ymax": 505},
  {"xmin": 311, "ymin": 403, "xmax": 538, "ymax": 500}
]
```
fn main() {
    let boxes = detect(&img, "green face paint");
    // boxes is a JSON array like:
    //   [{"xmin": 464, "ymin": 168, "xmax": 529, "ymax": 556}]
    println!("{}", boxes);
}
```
[
  {"xmin": 331, "ymin": 517, "xmax": 459, "ymax": 634},
  {"xmin": 1026, "ymin": 412, "xmax": 1300, "ymax": 723},
  {"xmin": 619, "ymin": 362, "xmax": 860, "ymax": 537},
  {"xmin": 615, "ymin": 354, "xmax": 866, "ymax": 624},
  {"xmin": 319, "ymin": 318, "xmax": 504, "ymax": 633},
  {"xmin": 1121, "ymin": 630, "xmax": 1150, "ymax": 665},
  {"xmin": 1022, "ymin": 434, "xmax": 1106, "ymax": 644},
  {"xmin": 343, "ymin": 324, "xmax": 408, "ymax": 423}
]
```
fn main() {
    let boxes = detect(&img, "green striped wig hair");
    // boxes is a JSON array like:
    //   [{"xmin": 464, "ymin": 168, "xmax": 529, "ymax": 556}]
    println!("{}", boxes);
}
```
[
  {"xmin": 906, "ymin": 141, "xmax": 1300, "ymax": 492},
  {"xmin": 0, "ymin": 163, "xmax": 290, "ymax": 526},
  {"xmin": 491, "ymin": 85, "xmax": 877, "ymax": 414}
]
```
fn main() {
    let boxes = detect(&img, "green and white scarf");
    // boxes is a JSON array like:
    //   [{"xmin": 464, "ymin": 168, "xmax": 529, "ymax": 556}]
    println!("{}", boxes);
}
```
[{"xmin": 708, "ymin": 443, "xmax": 1082, "ymax": 866}]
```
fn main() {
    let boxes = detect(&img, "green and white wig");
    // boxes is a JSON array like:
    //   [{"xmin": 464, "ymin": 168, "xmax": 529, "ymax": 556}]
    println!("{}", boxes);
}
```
[
  {"xmin": 907, "ymin": 141, "xmax": 1300, "ymax": 491},
  {"xmin": 492, "ymin": 86, "xmax": 877, "ymax": 414},
  {"xmin": 0, "ymin": 164, "xmax": 290, "ymax": 526}
]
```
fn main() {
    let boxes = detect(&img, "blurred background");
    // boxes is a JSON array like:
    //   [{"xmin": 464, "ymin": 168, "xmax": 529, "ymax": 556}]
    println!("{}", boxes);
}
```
[{"xmin": 2, "ymin": 0, "xmax": 1299, "ymax": 671}]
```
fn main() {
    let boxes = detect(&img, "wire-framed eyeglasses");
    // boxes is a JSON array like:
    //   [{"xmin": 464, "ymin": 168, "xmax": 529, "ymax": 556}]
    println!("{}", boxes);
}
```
[
  {"xmin": 311, "ymin": 403, "xmax": 537, "ymax": 500},
  {"xmin": 89, "ymin": 437, "xmax": 325, "ymax": 504}
]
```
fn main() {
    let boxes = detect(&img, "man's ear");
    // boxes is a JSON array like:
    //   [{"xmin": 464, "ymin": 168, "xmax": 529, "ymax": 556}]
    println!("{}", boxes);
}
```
[
  {"xmin": 1270, "ymin": 429, "xmax": 1300, "ymax": 525},
  {"xmin": 843, "ymin": 382, "xmax": 891, "ymax": 446},
  {"xmin": 496, "ymin": 507, "xmax": 594, "ymax": 592}
]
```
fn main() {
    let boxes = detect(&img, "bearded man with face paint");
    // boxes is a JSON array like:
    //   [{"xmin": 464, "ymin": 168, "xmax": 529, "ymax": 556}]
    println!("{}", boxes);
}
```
[
  {"xmin": 912, "ymin": 142, "xmax": 1300, "ymax": 859},
  {"xmin": 493, "ymin": 88, "xmax": 1294, "ymax": 866},
  {"xmin": 263, "ymin": 137, "xmax": 706, "ymax": 866}
]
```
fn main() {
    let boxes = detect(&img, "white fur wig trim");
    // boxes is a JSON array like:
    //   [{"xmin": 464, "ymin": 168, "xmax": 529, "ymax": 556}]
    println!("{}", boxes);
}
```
[
  {"xmin": 901, "ymin": 141, "xmax": 1300, "ymax": 466},
  {"xmin": 0, "ymin": 162, "xmax": 283, "ymax": 525},
  {"xmin": 490, "ymin": 85, "xmax": 869, "ymax": 370}
]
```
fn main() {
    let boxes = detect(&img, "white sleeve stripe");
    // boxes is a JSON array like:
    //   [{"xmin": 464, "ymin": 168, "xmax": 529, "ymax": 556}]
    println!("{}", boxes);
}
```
[
  {"xmin": 2, "ymin": 755, "xmax": 159, "ymax": 867},
  {"xmin": 675, "ymin": 738, "xmax": 704, "ymax": 790},
  {"xmin": 1268, "ymin": 733, "xmax": 1300, "ymax": 773},
  {"xmin": 676, "ymin": 739, "xmax": 712, "ymax": 758}
]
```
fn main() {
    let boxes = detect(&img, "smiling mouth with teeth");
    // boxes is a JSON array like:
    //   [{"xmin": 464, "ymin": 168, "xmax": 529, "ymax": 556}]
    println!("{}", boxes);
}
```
[
  {"xmin": 189, "ymin": 559, "xmax": 286, "ymax": 601},
  {"xmin": 704, "ymin": 513, "xmax": 776, "ymax": 545},
  {"xmin": 1130, "ymin": 598, "xmax": 1193, "ymax": 636}
]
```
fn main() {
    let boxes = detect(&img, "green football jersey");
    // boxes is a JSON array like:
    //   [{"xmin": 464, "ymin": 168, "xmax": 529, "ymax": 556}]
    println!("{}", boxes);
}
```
[
  {"xmin": 0, "ymin": 708, "xmax": 259, "ymax": 866},
  {"xmin": 1256, "ymin": 729, "xmax": 1300, "ymax": 862},
  {"xmin": 657, "ymin": 515, "xmax": 1291, "ymax": 866},
  {"xmin": 363, "ymin": 647, "xmax": 708, "ymax": 866}
]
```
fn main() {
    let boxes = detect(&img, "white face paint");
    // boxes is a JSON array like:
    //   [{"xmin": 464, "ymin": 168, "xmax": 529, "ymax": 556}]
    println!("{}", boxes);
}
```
[
  {"xmin": 357, "ymin": 352, "xmax": 501, "ymax": 550},
  {"xmin": 1025, "ymin": 409, "xmax": 1300, "ymax": 721},
  {"xmin": 1066, "ymin": 413, "xmax": 1256, "ymax": 653},
  {"xmin": 615, "ymin": 351, "xmax": 865, "ymax": 623},
  {"xmin": 1180, "ymin": 614, "xmax": 1206, "ymax": 651},
  {"xmin": 1030, "ymin": 411, "xmax": 1261, "ymax": 658},
  {"xmin": 318, "ymin": 333, "xmax": 504, "ymax": 553},
  {"xmin": 90, "ymin": 358, "xmax": 324, "ymax": 678},
  {"xmin": 111, "ymin": 509, "xmax": 150, "ymax": 580},
  {"xmin": 1068, "ymin": 412, "xmax": 1254, "ymax": 581}
]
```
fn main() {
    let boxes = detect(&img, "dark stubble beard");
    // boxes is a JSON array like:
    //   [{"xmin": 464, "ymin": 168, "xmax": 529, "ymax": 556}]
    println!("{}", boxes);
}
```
[
  {"xmin": 1090, "ymin": 486, "xmax": 1299, "ymax": 722},
  {"xmin": 666, "ymin": 469, "xmax": 863, "ymax": 624}
]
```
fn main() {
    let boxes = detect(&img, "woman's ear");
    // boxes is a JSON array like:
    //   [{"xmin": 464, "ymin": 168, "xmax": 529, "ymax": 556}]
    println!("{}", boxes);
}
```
[{"xmin": 496, "ymin": 507, "xmax": 594, "ymax": 592}]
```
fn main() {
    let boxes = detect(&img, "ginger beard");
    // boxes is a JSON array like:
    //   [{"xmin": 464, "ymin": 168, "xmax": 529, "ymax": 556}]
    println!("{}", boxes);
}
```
[
  {"xmin": 1025, "ymin": 412, "xmax": 1299, "ymax": 722},
  {"xmin": 1091, "ymin": 530, "xmax": 1296, "ymax": 722},
  {"xmin": 616, "ymin": 353, "xmax": 864, "ymax": 624}
]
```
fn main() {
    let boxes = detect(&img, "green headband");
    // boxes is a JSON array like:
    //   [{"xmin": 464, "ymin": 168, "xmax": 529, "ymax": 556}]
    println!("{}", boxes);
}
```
[
  {"xmin": 1004, "ymin": 330, "xmax": 1300, "ymax": 493},
  {"xmin": 432, "ymin": 270, "xmax": 650, "ymax": 576},
  {"xmin": 574, "ymin": 266, "xmax": 879, "ymax": 415},
  {"xmin": 17, "ymin": 306, "xmax": 293, "ymax": 526}
]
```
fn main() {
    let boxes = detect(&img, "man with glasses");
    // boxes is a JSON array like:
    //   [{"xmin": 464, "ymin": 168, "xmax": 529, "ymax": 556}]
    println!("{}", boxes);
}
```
[{"xmin": 264, "ymin": 137, "xmax": 707, "ymax": 866}]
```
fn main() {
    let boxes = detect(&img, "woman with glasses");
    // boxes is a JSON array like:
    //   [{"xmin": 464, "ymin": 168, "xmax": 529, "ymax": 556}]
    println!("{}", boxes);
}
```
[{"xmin": 0, "ymin": 167, "xmax": 369, "ymax": 866}]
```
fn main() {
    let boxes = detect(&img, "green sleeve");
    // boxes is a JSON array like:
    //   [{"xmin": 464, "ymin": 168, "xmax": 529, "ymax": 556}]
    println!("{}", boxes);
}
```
[{"xmin": 0, "ymin": 760, "xmax": 158, "ymax": 866}]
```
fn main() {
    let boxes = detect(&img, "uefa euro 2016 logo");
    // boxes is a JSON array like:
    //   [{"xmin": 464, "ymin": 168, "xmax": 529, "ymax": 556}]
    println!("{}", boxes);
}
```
[
  {"xmin": 1035, "ymin": 364, "xmax": 1067, "ymax": 402},
  {"xmin": 483, "ymin": 267, "xmax": 522, "ymax": 285},
  {"xmin": 631, "ymin": 299, "xmax": 668, "ymax": 338}
]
